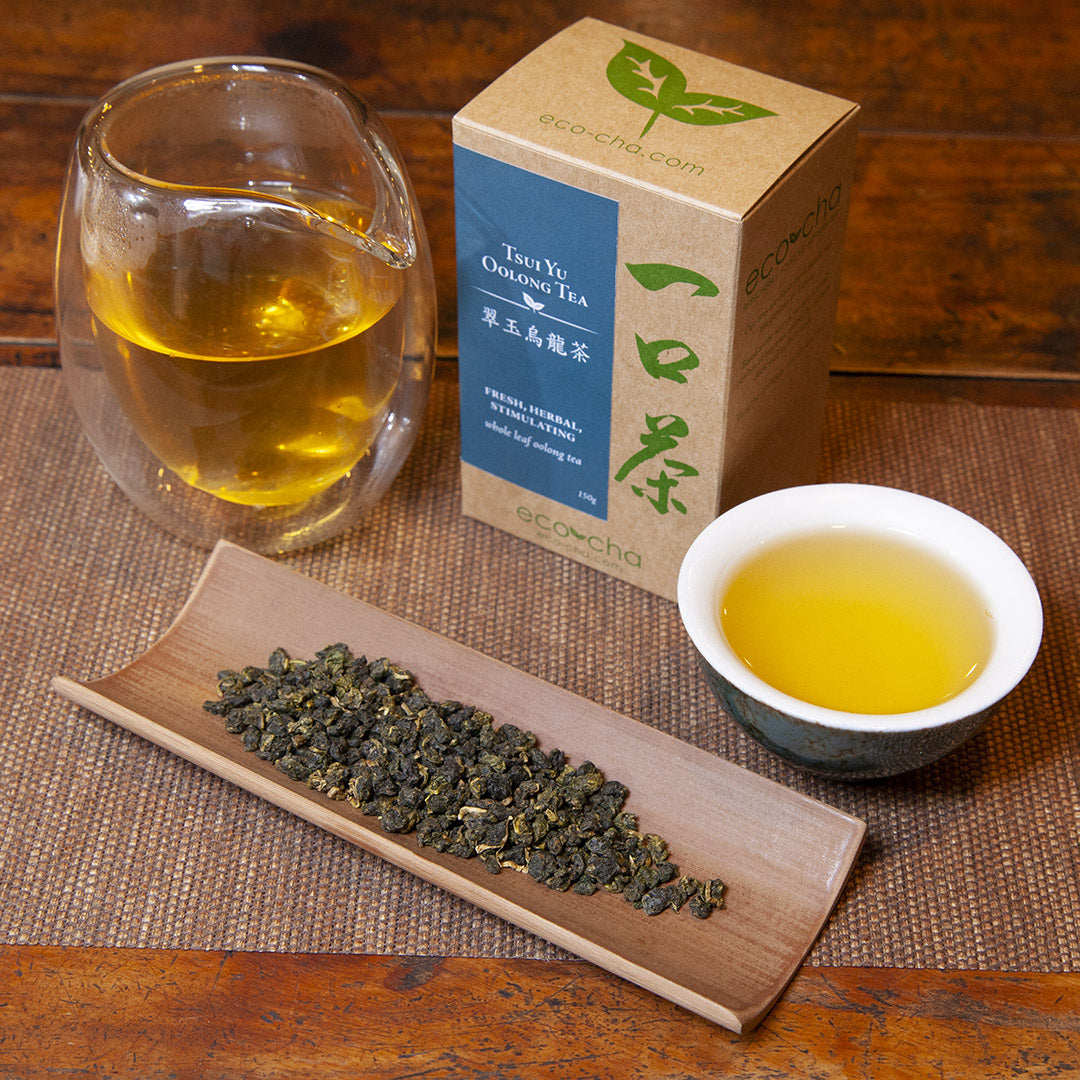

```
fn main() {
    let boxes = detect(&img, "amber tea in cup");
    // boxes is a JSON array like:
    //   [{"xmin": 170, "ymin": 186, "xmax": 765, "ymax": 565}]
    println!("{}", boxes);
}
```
[
  {"xmin": 718, "ymin": 528, "xmax": 993, "ymax": 715},
  {"xmin": 677, "ymin": 484, "xmax": 1043, "ymax": 778}
]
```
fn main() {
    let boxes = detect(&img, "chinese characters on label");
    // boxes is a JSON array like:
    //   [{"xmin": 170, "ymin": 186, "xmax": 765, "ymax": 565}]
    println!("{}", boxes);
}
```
[
  {"xmin": 613, "ymin": 262, "xmax": 715, "ymax": 516},
  {"xmin": 479, "ymin": 302, "xmax": 592, "ymax": 364}
]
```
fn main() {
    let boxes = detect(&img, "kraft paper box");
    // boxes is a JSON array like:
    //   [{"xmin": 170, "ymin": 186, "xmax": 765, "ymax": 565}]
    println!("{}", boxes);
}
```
[{"xmin": 453, "ymin": 18, "xmax": 859, "ymax": 600}]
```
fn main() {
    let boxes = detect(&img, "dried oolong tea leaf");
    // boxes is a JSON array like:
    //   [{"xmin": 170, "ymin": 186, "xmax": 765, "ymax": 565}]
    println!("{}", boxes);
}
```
[{"xmin": 203, "ymin": 644, "xmax": 727, "ymax": 919}]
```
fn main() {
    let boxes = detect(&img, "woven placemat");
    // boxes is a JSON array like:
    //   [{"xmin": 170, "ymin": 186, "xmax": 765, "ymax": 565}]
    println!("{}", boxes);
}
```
[{"xmin": 1, "ymin": 366, "xmax": 1077, "ymax": 971}]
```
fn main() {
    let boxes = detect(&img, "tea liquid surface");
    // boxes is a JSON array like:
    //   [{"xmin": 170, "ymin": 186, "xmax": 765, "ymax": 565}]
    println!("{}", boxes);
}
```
[
  {"xmin": 719, "ymin": 529, "xmax": 993, "ymax": 714},
  {"xmin": 86, "ymin": 191, "xmax": 404, "ymax": 506}
]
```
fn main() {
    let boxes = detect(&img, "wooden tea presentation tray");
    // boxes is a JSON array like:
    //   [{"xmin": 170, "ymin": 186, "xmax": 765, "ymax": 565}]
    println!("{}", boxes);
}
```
[{"xmin": 52, "ymin": 541, "xmax": 865, "ymax": 1033}]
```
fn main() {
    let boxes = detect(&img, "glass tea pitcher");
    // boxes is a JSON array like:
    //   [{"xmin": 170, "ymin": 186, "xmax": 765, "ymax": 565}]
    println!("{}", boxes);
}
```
[{"xmin": 56, "ymin": 58, "xmax": 436, "ymax": 552}]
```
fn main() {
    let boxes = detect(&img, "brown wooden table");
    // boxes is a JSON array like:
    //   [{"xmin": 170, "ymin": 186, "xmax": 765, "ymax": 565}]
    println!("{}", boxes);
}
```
[{"xmin": 2, "ymin": 2, "xmax": 1078, "ymax": 1075}]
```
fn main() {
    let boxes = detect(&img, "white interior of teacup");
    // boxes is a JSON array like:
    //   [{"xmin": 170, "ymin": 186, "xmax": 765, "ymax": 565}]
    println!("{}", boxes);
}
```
[{"xmin": 677, "ymin": 483, "xmax": 1043, "ymax": 733}]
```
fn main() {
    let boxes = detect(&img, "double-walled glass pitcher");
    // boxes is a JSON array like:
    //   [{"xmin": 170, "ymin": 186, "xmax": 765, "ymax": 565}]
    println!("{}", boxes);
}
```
[{"xmin": 56, "ymin": 58, "xmax": 436, "ymax": 552}]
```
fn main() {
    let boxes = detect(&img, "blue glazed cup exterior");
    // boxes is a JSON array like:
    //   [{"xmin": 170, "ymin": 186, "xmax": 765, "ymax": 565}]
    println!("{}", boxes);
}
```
[
  {"xmin": 693, "ymin": 646, "xmax": 999, "ymax": 779},
  {"xmin": 678, "ymin": 484, "xmax": 1043, "ymax": 781}
]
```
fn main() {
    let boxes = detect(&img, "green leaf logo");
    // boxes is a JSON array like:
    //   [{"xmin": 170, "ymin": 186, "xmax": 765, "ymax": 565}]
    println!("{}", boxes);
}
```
[
  {"xmin": 607, "ymin": 40, "xmax": 776, "ymax": 138},
  {"xmin": 626, "ymin": 263, "xmax": 719, "ymax": 296}
]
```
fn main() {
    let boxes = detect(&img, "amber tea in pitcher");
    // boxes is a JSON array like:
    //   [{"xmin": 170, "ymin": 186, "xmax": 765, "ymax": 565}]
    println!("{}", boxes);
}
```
[
  {"xmin": 58, "ymin": 58, "xmax": 435, "ymax": 548},
  {"xmin": 86, "ymin": 190, "xmax": 405, "ymax": 507}
]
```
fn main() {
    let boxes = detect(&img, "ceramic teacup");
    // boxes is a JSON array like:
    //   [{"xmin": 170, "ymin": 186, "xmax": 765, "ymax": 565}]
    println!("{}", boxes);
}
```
[{"xmin": 677, "ymin": 484, "xmax": 1043, "ymax": 779}]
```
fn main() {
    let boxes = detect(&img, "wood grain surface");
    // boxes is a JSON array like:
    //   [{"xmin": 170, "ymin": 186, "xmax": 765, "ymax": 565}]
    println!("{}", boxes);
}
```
[
  {"xmin": 2, "ymin": 948, "xmax": 1077, "ymax": 1079},
  {"xmin": 3, "ymin": 2, "xmax": 1078, "ymax": 1073},
  {"xmin": 51, "ymin": 541, "xmax": 866, "ymax": 1035},
  {"xmin": 1, "ymin": 0, "xmax": 1077, "ymax": 388},
  {"xmin": 2, "ymin": 0, "xmax": 1075, "ymax": 133}
]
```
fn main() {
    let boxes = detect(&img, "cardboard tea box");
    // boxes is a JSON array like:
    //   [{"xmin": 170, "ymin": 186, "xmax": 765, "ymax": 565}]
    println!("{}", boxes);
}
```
[{"xmin": 453, "ymin": 18, "xmax": 859, "ymax": 600}]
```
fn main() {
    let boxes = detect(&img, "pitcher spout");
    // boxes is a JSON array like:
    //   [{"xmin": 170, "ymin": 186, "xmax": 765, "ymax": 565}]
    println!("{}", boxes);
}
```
[
  {"xmin": 83, "ymin": 56, "xmax": 421, "ymax": 271},
  {"xmin": 298, "ymin": 128, "xmax": 420, "ymax": 272}
]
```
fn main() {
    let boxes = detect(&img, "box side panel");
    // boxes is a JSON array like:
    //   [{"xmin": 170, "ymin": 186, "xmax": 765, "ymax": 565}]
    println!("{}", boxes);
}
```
[{"xmin": 721, "ymin": 113, "xmax": 859, "ymax": 511}]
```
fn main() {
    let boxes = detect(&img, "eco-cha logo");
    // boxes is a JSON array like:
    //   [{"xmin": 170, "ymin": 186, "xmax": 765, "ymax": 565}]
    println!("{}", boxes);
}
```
[{"xmin": 607, "ymin": 40, "xmax": 776, "ymax": 138}]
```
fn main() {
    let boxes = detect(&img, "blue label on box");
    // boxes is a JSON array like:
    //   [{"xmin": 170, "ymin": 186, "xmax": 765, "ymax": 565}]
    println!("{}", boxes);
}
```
[{"xmin": 454, "ymin": 146, "xmax": 618, "ymax": 518}]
